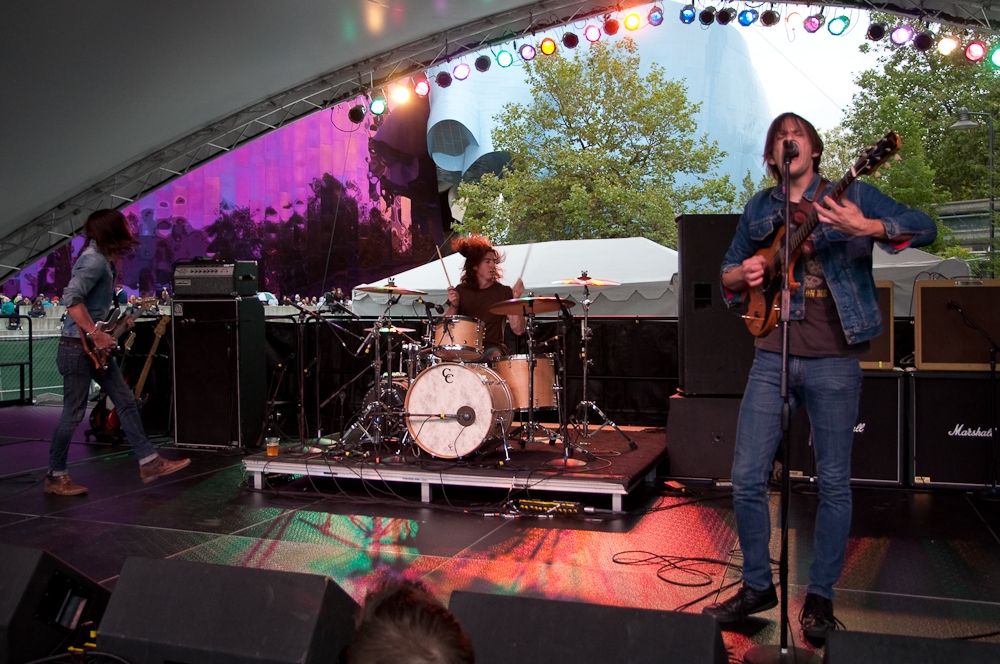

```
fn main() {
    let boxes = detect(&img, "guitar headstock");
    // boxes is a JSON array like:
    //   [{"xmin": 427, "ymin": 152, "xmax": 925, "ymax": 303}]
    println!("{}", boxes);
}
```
[
  {"xmin": 153, "ymin": 315, "xmax": 170, "ymax": 337},
  {"xmin": 851, "ymin": 131, "xmax": 902, "ymax": 179}
]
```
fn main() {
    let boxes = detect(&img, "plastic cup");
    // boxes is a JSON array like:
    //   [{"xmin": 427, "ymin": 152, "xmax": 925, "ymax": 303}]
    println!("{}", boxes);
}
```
[{"xmin": 266, "ymin": 437, "xmax": 279, "ymax": 457}]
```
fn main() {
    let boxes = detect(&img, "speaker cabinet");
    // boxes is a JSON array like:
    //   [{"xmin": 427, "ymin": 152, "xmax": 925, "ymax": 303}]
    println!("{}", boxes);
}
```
[
  {"xmin": 666, "ymin": 395, "xmax": 741, "ymax": 480},
  {"xmin": 910, "ymin": 371, "xmax": 999, "ymax": 489},
  {"xmin": 677, "ymin": 214, "xmax": 756, "ymax": 395},
  {"xmin": 825, "ymin": 629, "xmax": 1000, "ymax": 663},
  {"xmin": 0, "ymin": 544, "xmax": 110, "ymax": 664},
  {"xmin": 172, "ymin": 298, "xmax": 266, "ymax": 448},
  {"xmin": 915, "ymin": 278, "xmax": 1000, "ymax": 370},
  {"xmin": 789, "ymin": 371, "xmax": 905, "ymax": 486},
  {"xmin": 97, "ymin": 558, "xmax": 357, "ymax": 664},
  {"xmin": 859, "ymin": 281, "xmax": 894, "ymax": 370},
  {"xmin": 449, "ymin": 591, "xmax": 727, "ymax": 664}
]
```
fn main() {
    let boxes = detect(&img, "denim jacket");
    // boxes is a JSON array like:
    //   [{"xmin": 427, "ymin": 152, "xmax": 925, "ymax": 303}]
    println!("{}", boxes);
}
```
[
  {"xmin": 721, "ymin": 174, "xmax": 937, "ymax": 345},
  {"xmin": 61, "ymin": 241, "xmax": 115, "ymax": 338}
]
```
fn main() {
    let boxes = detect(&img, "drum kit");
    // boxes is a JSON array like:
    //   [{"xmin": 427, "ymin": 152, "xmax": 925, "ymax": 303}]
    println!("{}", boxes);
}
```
[{"xmin": 338, "ymin": 272, "xmax": 636, "ymax": 464}]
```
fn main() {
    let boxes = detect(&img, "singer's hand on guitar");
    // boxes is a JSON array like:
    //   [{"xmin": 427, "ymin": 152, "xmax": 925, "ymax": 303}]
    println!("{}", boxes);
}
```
[
  {"xmin": 817, "ymin": 195, "xmax": 884, "ymax": 238},
  {"xmin": 739, "ymin": 255, "xmax": 768, "ymax": 289},
  {"xmin": 512, "ymin": 278, "xmax": 524, "ymax": 299},
  {"xmin": 89, "ymin": 329, "xmax": 116, "ymax": 352}
]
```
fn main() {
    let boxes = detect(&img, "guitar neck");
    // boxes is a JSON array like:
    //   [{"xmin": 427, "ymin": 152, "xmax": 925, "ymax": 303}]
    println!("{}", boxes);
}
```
[{"xmin": 787, "ymin": 172, "xmax": 857, "ymax": 254}]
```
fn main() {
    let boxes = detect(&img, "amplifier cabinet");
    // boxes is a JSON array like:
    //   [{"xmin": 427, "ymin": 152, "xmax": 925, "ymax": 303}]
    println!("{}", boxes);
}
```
[
  {"xmin": 172, "ymin": 298, "xmax": 266, "ymax": 448},
  {"xmin": 858, "ymin": 281, "xmax": 894, "ymax": 370},
  {"xmin": 788, "ymin": 370, "xmax": 904, "ymax": 486},
  {"xmin": 915, "ymin": 278, "xmax": 1000, "ymax": 370},
  {"xmin": 909, "ymin": 371, "xmax": 999, "ymax": 489}
]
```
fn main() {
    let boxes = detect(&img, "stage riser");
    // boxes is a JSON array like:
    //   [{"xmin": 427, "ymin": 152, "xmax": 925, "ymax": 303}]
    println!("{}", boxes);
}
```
[{"xmin": 825, "ymin": 629, "xmax": 1000, "ymax": 663}]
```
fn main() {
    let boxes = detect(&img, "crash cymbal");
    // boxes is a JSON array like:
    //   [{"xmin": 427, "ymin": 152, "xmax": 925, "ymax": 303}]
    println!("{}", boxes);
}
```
[
  {"xmin": 551, "ymin": 271, "xmax": 620, "ymax": 287},
  {"xmin": 364, "ymin": 326, "xmax": 417, "ymax": 334},
  {"xmin": 355, "ymin": 279, "xmax": 426, "ymax": 296},
  {"xmin": 488, "ymin": 296, "xmax": 575, "ymax": 316}
]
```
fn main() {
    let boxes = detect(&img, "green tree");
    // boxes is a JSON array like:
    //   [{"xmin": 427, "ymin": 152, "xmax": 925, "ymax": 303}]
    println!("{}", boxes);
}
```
[{"xmin": 455, "ymin": 38, "xmax": 736, "ymax": 248}]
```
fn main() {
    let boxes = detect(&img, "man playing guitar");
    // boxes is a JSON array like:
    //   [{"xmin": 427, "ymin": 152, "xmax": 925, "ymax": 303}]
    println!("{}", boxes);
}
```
[{"xmin": 46, "ymin": 209, "xmax": 189, "ymax": 496}]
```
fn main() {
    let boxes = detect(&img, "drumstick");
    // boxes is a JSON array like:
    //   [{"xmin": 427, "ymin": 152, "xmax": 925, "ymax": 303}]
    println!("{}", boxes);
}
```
[
  {"xmin": 517, "ymin": 241, "xmax": 534, "ymax": 284},
  {"xmin": 436, "ymin": 245, "xmax": 454, "ymax": 289}
]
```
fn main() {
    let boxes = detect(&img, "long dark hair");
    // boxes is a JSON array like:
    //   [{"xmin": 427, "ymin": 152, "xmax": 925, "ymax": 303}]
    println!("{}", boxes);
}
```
[
  {"xmin": 83, "ymin": 209, "xmax": 139, "ymax": 259},
  {"xmin": 764, "ymin": 112, "xmax": 823, "ymax": 184},
  {"xmin": 451, "ymin": 234, "xmax": 504, "ymax": 289}
]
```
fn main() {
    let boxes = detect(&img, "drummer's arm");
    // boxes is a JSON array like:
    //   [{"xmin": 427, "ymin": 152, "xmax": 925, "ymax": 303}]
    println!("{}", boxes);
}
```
[
  {"xmin": 508, "ymin": 314, "xmax": 525, "ymax": 335},
  {"xmin": 445, "ymin": 286, "xmax": 459, "ymax": 316}
]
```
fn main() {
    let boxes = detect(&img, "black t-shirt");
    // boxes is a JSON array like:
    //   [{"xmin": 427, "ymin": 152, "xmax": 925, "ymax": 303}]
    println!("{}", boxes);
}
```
[{"xmin": 456, "ymin": 282, "xmax": 514, "ymax": 350}]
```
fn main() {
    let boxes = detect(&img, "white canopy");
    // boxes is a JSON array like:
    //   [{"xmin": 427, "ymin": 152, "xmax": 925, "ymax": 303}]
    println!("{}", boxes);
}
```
[
  {"xmin": 872, "ymin": 245, "xmax": 972, "ymax": 317},
  {"xmin": 352, "ymin": 237, "xmax": 679, "ymax": 318}
]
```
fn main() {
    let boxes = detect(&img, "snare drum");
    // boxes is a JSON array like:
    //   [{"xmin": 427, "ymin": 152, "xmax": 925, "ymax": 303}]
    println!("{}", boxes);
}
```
[
  {"xmin": 432, "ymin": 315, "xmax": 485, "ymax": 361},
  {"xmin": 490, "ymin": 354, "xmax": 557, "ymax": 410},
  {"xmin": 404, "ymin": 363, "xmax": 512, "ymax": 458}
]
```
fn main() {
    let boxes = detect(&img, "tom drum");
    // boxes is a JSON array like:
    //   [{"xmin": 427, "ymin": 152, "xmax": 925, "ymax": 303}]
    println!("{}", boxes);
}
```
[
  {"xmin": 432, "ymin": 315, "xmax": 485, "ymax": 361},
  {"xmin": 490, "ymin": 354, "xmax": 557, "ymax": 410}
]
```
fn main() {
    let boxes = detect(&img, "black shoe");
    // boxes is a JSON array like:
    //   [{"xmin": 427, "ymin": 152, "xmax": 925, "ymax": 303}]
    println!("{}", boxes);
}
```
[
  {"xmin": 702, "ymin": 583, "xmax": 778, "ymax": 623},
  {"xmin": 799, "ymin": 593, "xmax": 842, "ymax": 642}
]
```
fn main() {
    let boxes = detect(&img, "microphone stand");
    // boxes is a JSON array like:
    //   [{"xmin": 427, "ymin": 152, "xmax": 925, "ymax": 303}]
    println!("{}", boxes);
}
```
[
  {"xmin": 948, "ymin": 302, "xmax": 999, "ymax": 500},
  {"xmin": 744, "ymin": 143, "xmax": 811, "ymax": 664}
]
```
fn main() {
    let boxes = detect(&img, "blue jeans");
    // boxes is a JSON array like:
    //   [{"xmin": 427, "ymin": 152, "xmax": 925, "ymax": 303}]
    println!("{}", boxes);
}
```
[
  {"xmin": 732, "ymin": 349, "xmax": 862, "ymax": 600},
  {"xmin": 49, "ymin": 338, "xmax": 158, "ymax": 474}
]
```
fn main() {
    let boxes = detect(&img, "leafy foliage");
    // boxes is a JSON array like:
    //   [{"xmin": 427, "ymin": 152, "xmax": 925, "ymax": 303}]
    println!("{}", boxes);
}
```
[{"xmin": 456, "ymin": 39, "xmax": 736, "ymax": 248}]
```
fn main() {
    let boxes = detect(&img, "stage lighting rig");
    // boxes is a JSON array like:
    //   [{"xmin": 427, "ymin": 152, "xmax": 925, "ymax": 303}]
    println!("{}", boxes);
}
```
[
  {"xmin": 414, "ymin": 79, "xmax": 430, "ymax": 97},
  {"xmin": 760, "ymin": 10, "xmax": 780, "ymax": 27},
  {"xmin": 496, "ymin": 49, "xmax": 514, "ymax": 67},
  {"xmin": 699, "ymin": 7, "xmax": 716, "ymax": 25},
  {"xmin": 348, "ymin": 105, "xmax": 366, "ymax": 124},
  {"xmin": 649, "ymin": 7, "xmax": 664, "ymax": 26},
  {"xmin": 562, "ymin": 32, "xmax": 579, "ymax": 48},
  {"xmin": 435, "ymin": 71, "xmax": 453, "ymax": 88},
  {"xmin": 716, "ymin": 8, "xmax": 736, "ymax": 25},
  {"xmin": 679, "ymin": 5, "xmax": 697, "ymax": 24},
  {"xmin": 913, "ymin": 32, "xmax": 935, "ymax": 52},
  {"xmin": 828, "ymin": 15, "xmax": 850, "ymax": 36},
  {"xmin": 803, "ymin": 13, "xmax": 825, "ymax": 33},
  {"xmin": 867, "ymin": 23, "xmax": 887, "ymax": 41},
  {"xmin": 475, "ymin": 55, "xmax": 491, "ymax": 72},
  {"xmin": 738, "ymin": 9, "xmax": 758, "ymax": 27}
]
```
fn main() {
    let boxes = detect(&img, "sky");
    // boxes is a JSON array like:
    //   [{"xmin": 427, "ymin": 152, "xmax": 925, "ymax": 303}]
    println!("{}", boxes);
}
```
[{"xmin": 738, "ymin": 11, "xmax": 882, "ymax": 132}]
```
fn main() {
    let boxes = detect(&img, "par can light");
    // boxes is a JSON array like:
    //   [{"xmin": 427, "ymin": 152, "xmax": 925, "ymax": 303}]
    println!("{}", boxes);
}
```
[
  {"xmin": 760, "ymin": 10, "xmax": 780, "ymax": 27},
  {"xmin": 649, "ymin": 7, "xmax": 664, "ymax": 26},
  {"xmin": 680, "ymin": 5, "xmax": 697, "ymax": 24},
  {"xmin": 738, "ymin": 9, "xmax": 758, "ymax": 27}
]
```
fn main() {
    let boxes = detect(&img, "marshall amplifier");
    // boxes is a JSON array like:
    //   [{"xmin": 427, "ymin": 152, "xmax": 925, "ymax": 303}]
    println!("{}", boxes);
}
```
[
  {"xmin": 910, "ymin": 371, "xmax": 999, "ymax": 489},
  {"xmin": 172, "ymin": 260, "xmax": 258, "ymax": 298},
  {"xmin": 788, "ymin": 370, "xmax": 904, "ymax": 486}
]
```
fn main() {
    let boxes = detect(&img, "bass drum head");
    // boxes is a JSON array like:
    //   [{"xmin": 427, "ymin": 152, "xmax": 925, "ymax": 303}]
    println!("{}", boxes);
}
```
[{"xmin": 404, "ymin": 363, "xmax": 512, "ymax": 458}]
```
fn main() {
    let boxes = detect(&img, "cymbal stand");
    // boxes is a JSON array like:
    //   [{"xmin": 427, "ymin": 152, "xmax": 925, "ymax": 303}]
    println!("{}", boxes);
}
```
[
  {"xmin": 573, "ymin": 282, "xmax": 637, "ymax": 450},
  {"xmin": 545, "ymin": 298, "xmax": 595, "ymax": 468},
  {"xmin": 511, "ymin": 304, "xmax": 552, "ymax": 445}
]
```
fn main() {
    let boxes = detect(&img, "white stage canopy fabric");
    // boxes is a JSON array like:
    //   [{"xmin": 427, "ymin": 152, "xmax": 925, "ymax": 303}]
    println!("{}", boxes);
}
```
[
  {"xmin": 352, "ymin": 237, "xmax": 679, "ymax": 318},
  {"xmin": 872, "ymin": 245, "xmax": 972, "ymax": 317}
]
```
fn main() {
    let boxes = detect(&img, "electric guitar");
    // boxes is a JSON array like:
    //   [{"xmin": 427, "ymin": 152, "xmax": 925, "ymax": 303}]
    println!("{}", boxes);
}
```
[
  {"xmin": 132, "ymin": 315, "xmax": 170, "ymax": 406},
  {"xmin": 87, "ymin": 331, "xmax": 136, "ymax": 441},
  {"xmin": 742, "ymin": 131, "xmax": 901, "ymax": 338},
  {"xmin": 80, "ymin": 297, "xmax": 157, "ymax": 371}
]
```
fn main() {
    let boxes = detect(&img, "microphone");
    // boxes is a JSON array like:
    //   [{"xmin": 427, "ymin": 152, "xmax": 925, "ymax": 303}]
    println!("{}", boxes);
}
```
[
  {"xmin": 416, "ymin": 297, "xmax": 445, "ymax": 314},
  {"xmin": 948, "ymin": 300, "xmax": 963, "ymax": 313},
  {"xmin": 783, "ymin": 139, "xmax": 799, "ymax": 162},
  {"xmin": 456, "ymin": 406, "xmax": 476, "ymax": 427}
]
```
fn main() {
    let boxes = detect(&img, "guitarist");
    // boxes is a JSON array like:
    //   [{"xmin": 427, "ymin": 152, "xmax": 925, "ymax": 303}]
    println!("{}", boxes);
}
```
[
  {"xmin": 702, "ymin": 114, "xmax": 936, "ymax": 642},
  {"xmin": 46, "ymin": 209, "xmax": 190, "ymax": 496}
]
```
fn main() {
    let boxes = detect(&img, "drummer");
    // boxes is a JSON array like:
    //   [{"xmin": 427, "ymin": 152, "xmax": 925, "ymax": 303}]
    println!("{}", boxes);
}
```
[{"xmin": 445, "ymin": 235, "xmax": 525, "ymax": 361}]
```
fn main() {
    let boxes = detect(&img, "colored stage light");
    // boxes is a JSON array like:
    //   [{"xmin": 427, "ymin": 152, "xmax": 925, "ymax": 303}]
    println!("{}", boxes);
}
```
[
  {"xmin": 414, "ymin": 80, "xmax": 430, "ymax": 97},
  {"xmin": 965, "ymin": 41, "xmax": 987, "ymax": 62},
  {"xmin": 913, "ymin": 32, "xmax": 935, "ymax": 52},
  {"xmin": 348, "ymin": 105, "xmax": 366, "ymax": 124},
  {"xmin": 540, "ymin": 37, "xmax": 557, "ymax": 55},
  {"xmin": 738, "ymin": 9, "xmax": 758, "ymax": 27},
  {"xmin": 867, "ymin": 23, "xmax": 887, "ymax": 41},
  {"xmin": 584, "ymin": 25, "xmax": 601, "ymax": 42},
  {"xmin": 562, "ymin": 32, "xmax": 579, "ymax": 48},
  {"xmin": 803, "ymin": 14, "xmax": 825, "ymax": 33},
  {"xmin": 519, "ymin": 43, "xmax": 536, "ymax": 61},
  {"xmin": 475, "ymin": 55, "xmax": 492, "ymax": 72},
  {"xmin": 699, "ymin": 7, "xmax": 716, "ymax": 26},
  {"xmin": 890, "ymin": 25, "xmax": 914, "ymax": 46},
  {"xmin": 828, "ymin": 16, "xmax": 850, "ymax": 36},
  {"xmin": 369, "ymin": 96, "xmax": 387, "ymax": 115},
  {"xmin": 760, "ymin": 10, "xmax": 780, "ymax": 27},
  {"xmin": 938, "ymin": 36, "xmax": 960, "ymax": 55},
  {"xmin": 496, "ymin": 49, "xmax": 514, "ymax": 68},
  {"xmin": 604, "ymin": 18, "xmax": 620, "ymax": 35},
  {"xmin": 649, "ymin": 7, "xmax": 664, "ymax": 26},
  {"xmin": 435, "ymin": 71, "xmax": 453, "ymax": 88},
  {"xmin": 716, "ymin": 8, "xmax": 736, "ymax": 26},
  {"xmin": 990, "ymin": 45, "xmax": 1000, "ymax": 68},
  {"xmin": 679, "ymin": 5, "xmax": 697, "ymax": 25},
  {"xmin": 391, "ymin": 86, "xmax": 410, "ymax": 104},
  {"xmin": 624, "ymin": 13, "xmax": 641, "ymax": 31},
  {"xmin": 786, "ymin": 12, "xmax": 803, "ymax": 30},
  {"xmin": 453, "ymin": 63, "xmax": 471, "ymax": 80}
]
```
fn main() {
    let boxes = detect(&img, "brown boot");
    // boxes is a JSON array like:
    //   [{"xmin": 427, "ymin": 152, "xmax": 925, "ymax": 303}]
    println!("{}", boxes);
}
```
[
  {"xmin": 139, "ymin": 456, "xmax": 191, "ymax": 483},
  {"xmin": 44, "ymin": 474, "xmax": 88, "ymax": 496}
]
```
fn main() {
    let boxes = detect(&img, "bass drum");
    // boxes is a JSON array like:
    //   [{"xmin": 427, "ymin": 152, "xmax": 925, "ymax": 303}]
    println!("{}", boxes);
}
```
[{"xmin": 404, "ymin": 363, "xmax": 512, "ymax": 458}]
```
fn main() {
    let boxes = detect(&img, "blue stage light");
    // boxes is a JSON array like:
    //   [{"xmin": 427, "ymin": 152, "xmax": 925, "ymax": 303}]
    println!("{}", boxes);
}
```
[
  {"xmin": 738, "ymin": 9, "xmax": 758, "ymax": 27},
  {"xmin": 649, "ymin": 7, "xmax": 664, "ymax": 26},
  {"xmin": 679, "ymin": 5, "xmax": 696, "ymax": 24}
]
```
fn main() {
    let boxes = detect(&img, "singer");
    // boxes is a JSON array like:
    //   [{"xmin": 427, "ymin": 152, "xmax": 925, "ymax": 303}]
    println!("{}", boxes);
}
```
[
  {"xmin": 445, "ymin": 234, "xmax": 525, "ymax": 361},
  {"xmin": 703, "ymin": 113, "xmax": 936, "ymax": 642},
  {"xmin": 45, "ymin": 210, "xmax": 190, "ymax": 496}
]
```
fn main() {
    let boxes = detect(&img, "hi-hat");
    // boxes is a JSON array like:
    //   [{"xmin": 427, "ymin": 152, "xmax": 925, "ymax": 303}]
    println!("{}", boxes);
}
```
[
  {"xmin": 551, "ymin": 271, "xmax": 619, "ymax": 287},
  {"xmin": 355, "ymin": 280, "xmax": 426, "ymax": 295},
  {"xmin": 489, "ymin": 296, "xmax": 575, "ymax": 316},
  {"xmin": 364, "ymin": 326, "xmax": 416, "ymax": 334}
]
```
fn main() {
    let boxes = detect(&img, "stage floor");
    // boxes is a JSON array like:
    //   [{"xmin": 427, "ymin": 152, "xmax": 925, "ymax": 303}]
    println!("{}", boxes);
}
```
[{"xmin": 1, "ymin": 402, "xmax": 999, "ymax": 661}]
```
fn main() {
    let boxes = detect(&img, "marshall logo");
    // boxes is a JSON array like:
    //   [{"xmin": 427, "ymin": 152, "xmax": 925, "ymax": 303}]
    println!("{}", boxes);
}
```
[
  {"xmin": 947, "ymin": 424, "xmax": 993, "ymax": 438},
  {"xmin": 854, "ymin": 422, "xmax": 866, "ymax": 434}
]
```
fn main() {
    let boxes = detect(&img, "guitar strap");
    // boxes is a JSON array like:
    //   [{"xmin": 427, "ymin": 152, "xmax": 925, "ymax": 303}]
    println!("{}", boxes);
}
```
[{"xmin": 790, "ymin": 179, "xmax": 830, "ymax": 226}]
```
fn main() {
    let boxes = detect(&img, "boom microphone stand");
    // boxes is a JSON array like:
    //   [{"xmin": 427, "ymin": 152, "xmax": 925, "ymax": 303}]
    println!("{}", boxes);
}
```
[{"xmin": 744, "ymin": 140, "xmax": 811, "ymax": 664}]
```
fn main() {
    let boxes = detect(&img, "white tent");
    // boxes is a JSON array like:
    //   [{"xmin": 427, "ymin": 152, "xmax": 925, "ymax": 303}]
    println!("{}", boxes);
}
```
[
  {"xmin": 871, "ymin": 246, "xmax": 971, "ymax": 317},
  {"xmin": 352, "ymin": 237, "xmax": 679, "ymax": 318}
]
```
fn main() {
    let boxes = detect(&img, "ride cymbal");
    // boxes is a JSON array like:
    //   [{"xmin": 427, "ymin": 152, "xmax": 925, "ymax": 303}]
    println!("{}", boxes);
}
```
[
  {"xmin": 551, "ymin": 271, "xmax": 620, "ymax": 287},
  {"xmin": 488, "ymin": 296, "xmax": 575, "ymax": 316}
]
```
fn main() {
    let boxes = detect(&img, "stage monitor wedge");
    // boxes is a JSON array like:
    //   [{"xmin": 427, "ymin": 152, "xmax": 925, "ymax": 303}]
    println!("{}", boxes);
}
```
[
  {"xmin": 824, "ymin": 629, "xmax": 1000, "ymax": 663},
  {"xmin": 449, "ymin": 591, "xmax": 727, "ymax": 664},
  {"xmin": 915, "ymin": 278, "xmax": 1000, "ymax": 370}
]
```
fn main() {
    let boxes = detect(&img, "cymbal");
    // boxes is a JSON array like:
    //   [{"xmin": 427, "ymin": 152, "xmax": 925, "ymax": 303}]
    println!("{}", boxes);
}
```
[
  {"xmin": 488, "ymin": 296, "xmax": 576, "ymax": 316},
  {"xmin": 551, "ymin": 272, "xmax": 620, "ymax": 287},
  {"xmin": 364, "ymin": 326, "xmax": 416, "ymax": 334},
  {"xmin": 356, "ymin": 284, "xmax": 426, "ymax": 295}
]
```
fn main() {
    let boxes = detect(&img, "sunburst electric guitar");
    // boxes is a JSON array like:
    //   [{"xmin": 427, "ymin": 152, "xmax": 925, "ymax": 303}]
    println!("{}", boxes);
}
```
[
  {"xmin": 742, "ymin": 131, "xmax": 901, "ymax": 338},
  {"xmin": 79, "ymin": 298, "xmax": 158, "ymax": 372}
]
